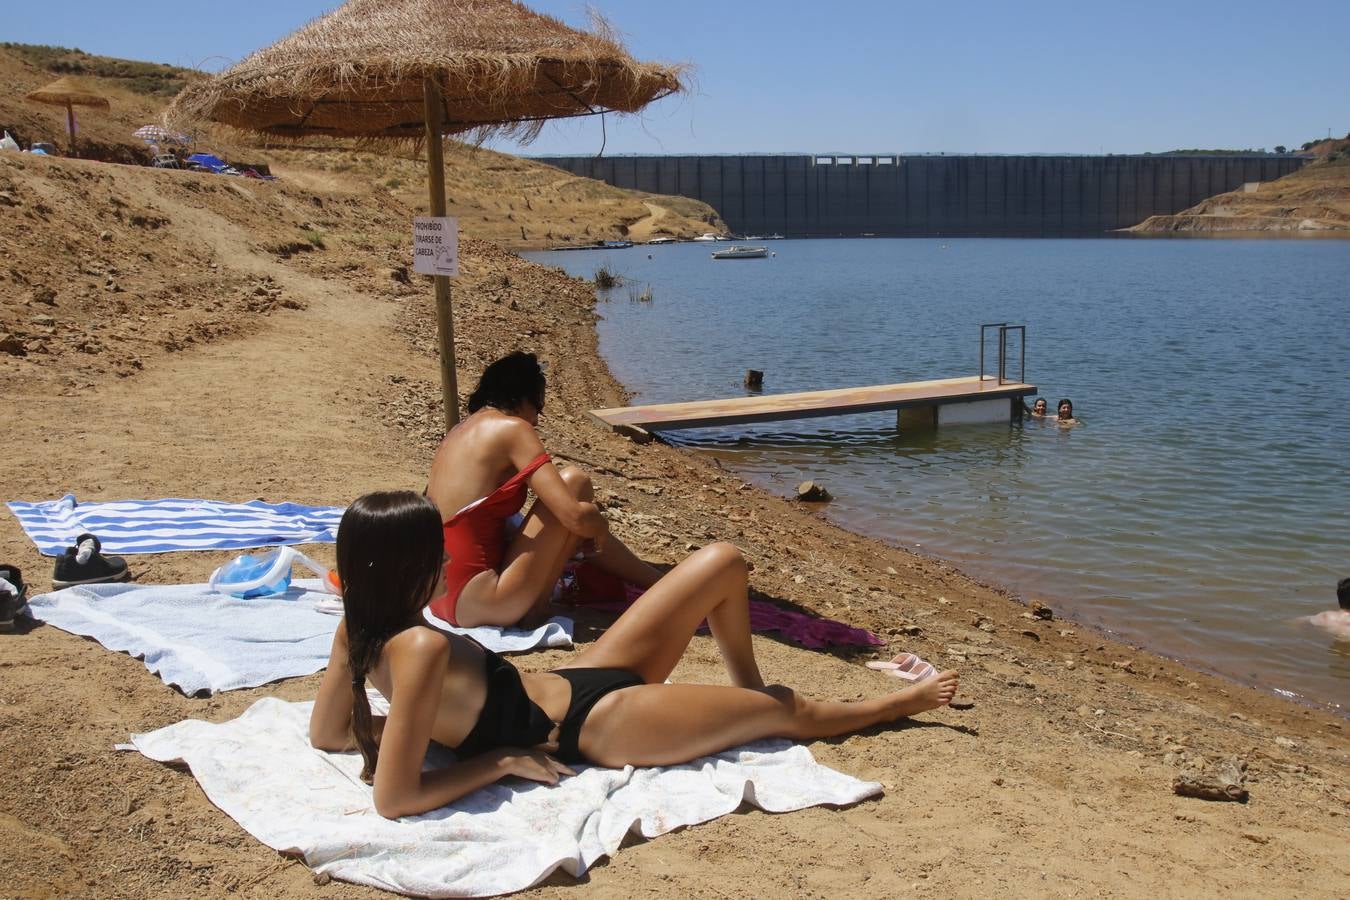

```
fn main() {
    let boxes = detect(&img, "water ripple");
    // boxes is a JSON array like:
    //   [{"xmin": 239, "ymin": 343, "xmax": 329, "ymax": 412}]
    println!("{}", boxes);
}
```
[{"xmin": 531, "ymin": 239, "xmax": 1350, "ymax": 711}]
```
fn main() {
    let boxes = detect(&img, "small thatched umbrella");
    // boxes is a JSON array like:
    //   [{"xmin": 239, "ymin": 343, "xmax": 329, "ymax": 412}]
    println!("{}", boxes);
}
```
[
  {"xmin": 167, "ymin": 0, "xmax": 685, "ymax": 428},
  {"xmin": 26, "ymin": 76, "xmax": 111, "ymax": 157}
]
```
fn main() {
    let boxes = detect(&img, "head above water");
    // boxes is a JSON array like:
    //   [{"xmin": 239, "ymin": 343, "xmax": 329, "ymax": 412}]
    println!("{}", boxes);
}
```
[
  {"xmin": 1339, "ymin": 577, "xmax": 1350, "ymax": 610},
  {"xmin": 1032, "ymin": 398, "xmax": 1048, "ymax": 414},
  {"xmin": 1057, "ymin": 398, "xmax": 1074, "ymax": 419},
  {"xmin": 467, "ymin": 351, "xmax": 546, "ymax": 417}
]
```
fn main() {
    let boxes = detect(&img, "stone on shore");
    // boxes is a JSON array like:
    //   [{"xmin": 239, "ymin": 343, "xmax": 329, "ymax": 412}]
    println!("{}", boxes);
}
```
[{"xmin": 796, "ymin": 480, "xmax": 832, "ymax": 502}]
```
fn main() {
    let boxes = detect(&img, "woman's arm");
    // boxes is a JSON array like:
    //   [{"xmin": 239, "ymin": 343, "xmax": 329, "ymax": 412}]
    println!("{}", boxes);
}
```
[
  {"xmin": 501, "ymin": 420, "xmax": 607, "ymax": 540},
  {"xmin": 371, "ymin": 628, "xmax": 574, "ymax": 819},
  {"xmin": 311, "ymin": 619, "xmax": 366, "ymax": 751}
]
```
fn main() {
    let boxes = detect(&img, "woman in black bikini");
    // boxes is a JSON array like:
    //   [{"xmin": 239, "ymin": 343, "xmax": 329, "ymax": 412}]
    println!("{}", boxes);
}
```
[{"xmin": 310, "ymin": 491, "xmax": 960, "ymax": 819}]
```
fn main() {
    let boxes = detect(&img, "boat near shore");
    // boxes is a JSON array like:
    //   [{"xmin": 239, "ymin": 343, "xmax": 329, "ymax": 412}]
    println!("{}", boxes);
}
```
[
  {"xmin": 551, "ymin": 239, "xmax": 634, "ymax": 251},
  {"xmin": 711, "ymin": 245, "xmax": 770, "ymax": 259}
]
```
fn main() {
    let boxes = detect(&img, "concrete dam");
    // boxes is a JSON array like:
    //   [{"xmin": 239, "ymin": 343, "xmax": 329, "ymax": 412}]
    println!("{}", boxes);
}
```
[{"xmin": 535, "ymin": 154, "xmax": 1305, "ymax": 237}]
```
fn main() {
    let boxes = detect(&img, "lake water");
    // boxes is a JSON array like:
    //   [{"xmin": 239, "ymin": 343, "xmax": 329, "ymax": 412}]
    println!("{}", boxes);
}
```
[{"xmin": 527, "ymin": 238, "xmax": 1350, "ymax": 711}]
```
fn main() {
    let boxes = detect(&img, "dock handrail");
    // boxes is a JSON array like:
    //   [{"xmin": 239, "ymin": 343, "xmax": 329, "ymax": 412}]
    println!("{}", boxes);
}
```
[{"xmin": 980, "ymin": 322, "xmax": 1026, "ymax": 386}]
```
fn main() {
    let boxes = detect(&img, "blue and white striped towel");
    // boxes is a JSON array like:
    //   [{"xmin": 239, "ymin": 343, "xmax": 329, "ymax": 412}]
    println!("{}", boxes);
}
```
[{"xmin": 5, "ymin": 494, "xmax": 345, "ymax": 556}]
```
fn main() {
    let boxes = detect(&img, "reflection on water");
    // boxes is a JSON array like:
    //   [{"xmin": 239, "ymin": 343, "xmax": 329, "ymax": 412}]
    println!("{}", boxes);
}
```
[{"xmin": 526, "ymin": 238, "xmax": 1350, "ymax": 711}]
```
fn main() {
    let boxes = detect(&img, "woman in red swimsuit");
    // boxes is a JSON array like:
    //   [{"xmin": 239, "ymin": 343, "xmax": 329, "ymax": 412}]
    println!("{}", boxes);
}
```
[{"xmin": 426, "ymin": 352, "xmax": 661, "ymax": 628}]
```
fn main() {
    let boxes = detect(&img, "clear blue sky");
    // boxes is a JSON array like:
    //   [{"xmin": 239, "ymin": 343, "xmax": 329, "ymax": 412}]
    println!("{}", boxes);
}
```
[{"xmin": 7, "ymin": 0, "xmax": 1348, "ymax": 155}]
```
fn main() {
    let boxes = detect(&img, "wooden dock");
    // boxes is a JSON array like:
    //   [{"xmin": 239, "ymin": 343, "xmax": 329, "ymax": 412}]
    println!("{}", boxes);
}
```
[{"xmin": 590, "ymin": 374, "xmax": 1037, "ymax": 434}]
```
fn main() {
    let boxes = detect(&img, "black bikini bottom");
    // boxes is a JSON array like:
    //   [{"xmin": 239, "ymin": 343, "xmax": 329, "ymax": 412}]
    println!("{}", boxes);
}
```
[{"xmin": 550, "ymin": 667, "xmax": 644, "ymax": 763}]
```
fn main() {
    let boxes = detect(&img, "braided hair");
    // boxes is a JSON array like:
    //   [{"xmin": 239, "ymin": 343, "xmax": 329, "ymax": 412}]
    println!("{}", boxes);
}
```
[{"xmin": 336, "ymin": 491, "xmax": 444, "ymax": 783}]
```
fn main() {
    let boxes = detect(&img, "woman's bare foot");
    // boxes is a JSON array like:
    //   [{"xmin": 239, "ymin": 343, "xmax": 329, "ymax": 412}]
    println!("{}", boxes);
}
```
[{"xmin": 885, "ymin": 670, "xmax": 959, "ymax": 719}]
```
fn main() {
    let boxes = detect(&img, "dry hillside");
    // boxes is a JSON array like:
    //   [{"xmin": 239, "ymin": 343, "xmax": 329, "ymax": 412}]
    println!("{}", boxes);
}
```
[
  {"xmin": 265, "ymin": 143, "xmax": 724, "ymax": 247},
  {"xmin": 0, "ymin": 43, "xmax": 193, "ymax": 164},
  {"xmin": 1130, "ymin": 145, "xmax": 1350, "ymax": 234},
  {"xmin": 0, "ymin": 43, "xmax": 724, "ymax": 249}
]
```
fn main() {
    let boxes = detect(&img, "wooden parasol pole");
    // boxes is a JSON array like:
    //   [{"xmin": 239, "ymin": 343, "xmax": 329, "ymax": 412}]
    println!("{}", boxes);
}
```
[
  {"xmin": 65, "ymin": 102, "xmax": 77, "ymax": 157},
  {"xmin": 422, "ymin": 77, "xmax": 460, "ymax": 430}
]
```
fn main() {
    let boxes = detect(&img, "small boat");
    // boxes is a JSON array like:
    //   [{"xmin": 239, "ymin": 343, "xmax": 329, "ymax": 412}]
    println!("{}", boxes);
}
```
[
  {"xmin": 711, "ymin": 245, "xmax": 769, "ymax": 260},
  {"xmin": 692, "ymin": 232, "xmax": 724, "ymax": 242},
  {"xmin": 645, "ymin": 236, "xmax": 677, "ymax": 245}
]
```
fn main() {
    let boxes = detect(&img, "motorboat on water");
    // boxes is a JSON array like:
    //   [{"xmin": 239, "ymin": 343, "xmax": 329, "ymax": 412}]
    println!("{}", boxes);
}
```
[
  {"xmin": 711, "ymin": 245, "xmax": 769, "ymax": 260},
  {"xmin": 692, "ymin": 232, "xmax": 726, "ymax": 242}
]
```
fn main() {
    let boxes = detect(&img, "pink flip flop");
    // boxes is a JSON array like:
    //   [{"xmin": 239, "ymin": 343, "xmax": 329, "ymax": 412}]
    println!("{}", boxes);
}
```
[{"xmin": 865, "ymin": 652, "xmax": 937, "ymax": 682}]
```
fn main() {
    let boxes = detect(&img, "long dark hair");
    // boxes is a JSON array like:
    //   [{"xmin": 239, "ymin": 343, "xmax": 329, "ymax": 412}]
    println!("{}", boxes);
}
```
[
  {"xmin": 337, "ymin": 491, "xmax": 444, "ymax": 783},
  {"xmin": 466, "ymin": 351, "xmax": 546, "ymax": 414}
]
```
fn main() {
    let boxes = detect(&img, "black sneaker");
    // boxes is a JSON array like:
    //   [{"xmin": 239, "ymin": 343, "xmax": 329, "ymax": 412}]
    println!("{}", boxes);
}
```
[
  {"xmin": 52, "ymin": 533, "xmax": 130, "ymax": 589},
  {"xmin": 0, "ymin": 564, "xmax": 27, "ymax": 632}
]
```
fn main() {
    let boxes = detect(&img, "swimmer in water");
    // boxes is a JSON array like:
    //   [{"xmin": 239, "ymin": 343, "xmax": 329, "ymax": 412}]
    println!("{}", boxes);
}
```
[
  {"xmin": 1056, "ymin": 398, "xmax": 1080, "ymax": 426},
  {"xmin": 1026, "ymin": 397, "xmax": 1049, "ymax": 418},
  {"xmin": 1307, "ymin": 578, "xmax": 1350, "ymax": 641}
]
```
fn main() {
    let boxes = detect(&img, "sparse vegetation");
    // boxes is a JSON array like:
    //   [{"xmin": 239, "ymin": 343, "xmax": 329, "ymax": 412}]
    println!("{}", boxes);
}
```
[
  {"xmin": 628, "ymin": 283, "xmax": 654, "ymax": 302},
  {"xmin": 303, "ymin": 228, "xmax": 326, "ymax": 249},
  {"xmin": 593, "ymin": 264, "xmax": 620, "ymax": 289},
  {"xmin": 2, "ymin": 42, "xmax": 194, "ymax": 96}
]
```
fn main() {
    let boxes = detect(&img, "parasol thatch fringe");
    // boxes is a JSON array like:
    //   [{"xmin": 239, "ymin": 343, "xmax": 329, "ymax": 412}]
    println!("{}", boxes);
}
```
[{"xmin": 165, "ymin": 0, "xmax": 686, "ymax": 144}]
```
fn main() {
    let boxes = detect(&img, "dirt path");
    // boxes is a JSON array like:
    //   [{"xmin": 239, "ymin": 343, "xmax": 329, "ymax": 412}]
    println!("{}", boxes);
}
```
[{"xmin": 624, "ymin": 201, "xmax": 670, "ymax": 242}]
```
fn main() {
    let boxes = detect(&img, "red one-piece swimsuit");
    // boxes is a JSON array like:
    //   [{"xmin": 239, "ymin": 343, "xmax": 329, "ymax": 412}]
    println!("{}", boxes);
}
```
[{"xmin": 430, "ymin": 453, "xmax": 551, "ymax": 625}]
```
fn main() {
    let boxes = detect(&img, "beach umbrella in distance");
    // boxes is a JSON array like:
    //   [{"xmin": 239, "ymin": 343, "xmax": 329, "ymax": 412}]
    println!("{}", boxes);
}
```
[
  {"xmin": 26, "ymin": 75, "xmax": 111, "ymax": 157},
  {"xmin": 166, "ymin": 0, "xmax": 685, "ymax": 429},
  {"xmin": 133, "ymin": 124, "xmax": 190, "ymax": 145}
]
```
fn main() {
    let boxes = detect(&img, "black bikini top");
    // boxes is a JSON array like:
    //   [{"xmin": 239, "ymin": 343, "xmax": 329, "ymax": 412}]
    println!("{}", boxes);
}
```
[{"xmin": 452, "ymin": 645, "xmax": 555, "ymax": 758}]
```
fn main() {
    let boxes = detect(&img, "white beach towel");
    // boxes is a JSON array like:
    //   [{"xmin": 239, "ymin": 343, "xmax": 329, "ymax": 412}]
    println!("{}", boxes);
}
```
[
  {"xmin": 130, "ymin": 697, "xmax": 882, "ymax": 897},
  {"xmin": 28, "ymin": 579, "xmax": 572, "ymax": 695},
  {"xmin": 6, "ymin": 494, "xmax": 345, "ymax": 556}
]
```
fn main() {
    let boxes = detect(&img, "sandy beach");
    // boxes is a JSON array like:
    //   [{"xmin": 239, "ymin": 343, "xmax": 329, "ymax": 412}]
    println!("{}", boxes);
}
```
[{"xmin": 1, "ymin": 145, "xmax": 1348, "ymax": 898}]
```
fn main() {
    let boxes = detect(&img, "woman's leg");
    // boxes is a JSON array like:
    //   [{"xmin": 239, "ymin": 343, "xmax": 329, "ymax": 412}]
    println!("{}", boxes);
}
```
[
  {"xmin": 454, "ymin": 465, "xmax": 667, "ymax": 627},
  {"xmin": 587, "ymin": 537, "xmax": 663, "ymax": 589},
  {"xmin": 579, "ymin": 674, "xmax": 960, "ymax": 768},
  {"xmin": 456, "ymin": 466, "xmax": 645, "ymax": 626},
  {"xmin": 560, "ymin": 542, "xmax": 763, "ymax": 688},
  {"xmin": 550, "ymin": 466, "xmax": 662, "ymax": 589},
  {"xmin": 453, "ymin": 469, "xmax": 587, "ymax": 627}
]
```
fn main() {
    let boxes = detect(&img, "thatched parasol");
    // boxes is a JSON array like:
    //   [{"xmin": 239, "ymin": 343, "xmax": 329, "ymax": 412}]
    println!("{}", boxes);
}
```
[
  {"xmin": 167, "ymin": 0, "xmax": 685, "ymax": 427},
  {"xmin": 26, "ymin": 76, "xmax": 111, "ymax": 157}
]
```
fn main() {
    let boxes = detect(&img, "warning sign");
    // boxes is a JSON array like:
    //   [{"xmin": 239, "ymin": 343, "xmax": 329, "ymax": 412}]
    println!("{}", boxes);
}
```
[{"xmin": 412, "ymin": 216, "xmax": 459, "ymax": 277}]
